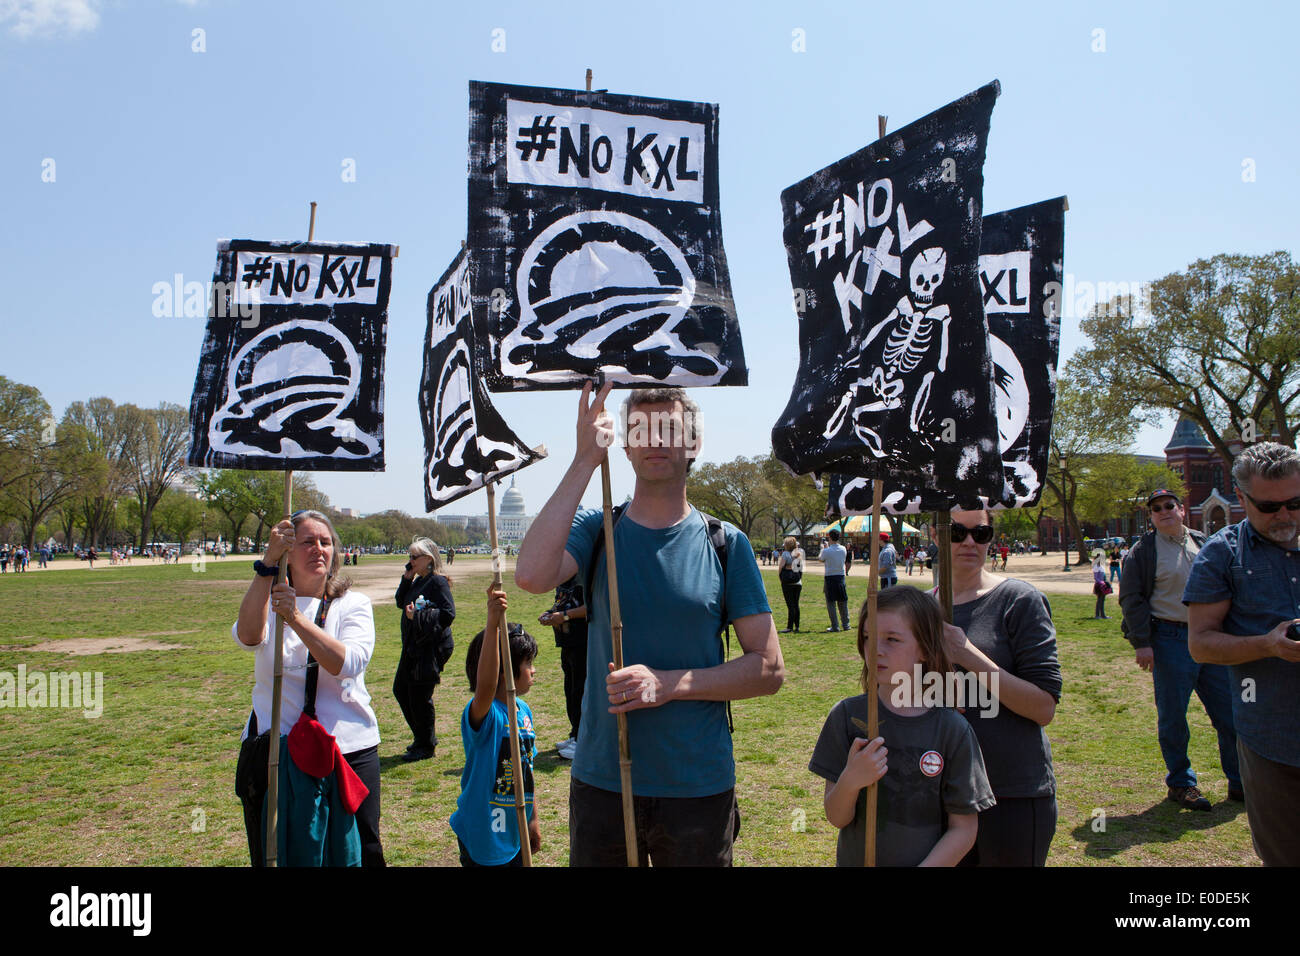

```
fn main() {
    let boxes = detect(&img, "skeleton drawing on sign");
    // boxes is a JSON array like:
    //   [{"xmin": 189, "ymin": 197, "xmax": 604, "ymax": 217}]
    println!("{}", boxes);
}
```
[{"xmin": 825, "ymin": 247, "xmax": 953, "ymax": 457}]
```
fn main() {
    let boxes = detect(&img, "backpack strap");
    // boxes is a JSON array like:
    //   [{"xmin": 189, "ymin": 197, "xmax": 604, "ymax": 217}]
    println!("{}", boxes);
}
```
[
  {"xmin": 585, "ymin": 503, "xmax": 628, "ymax": 606},
  {"xmin": 695, "ymin": 510, "xmax": 734, "ymax": 734},
  {"xmin": 586, "ymin": 506, "xmax": 735, "ymax": 733}
]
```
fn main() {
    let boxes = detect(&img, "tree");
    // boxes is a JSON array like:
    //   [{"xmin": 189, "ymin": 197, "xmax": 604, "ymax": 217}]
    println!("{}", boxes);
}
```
[
  {"xmin": 760, "ymin": 452, "xmax": 828, "ymax": 542},
  {"xmin": 1074, "ymin": 251, "xmax": 1300, "ymax": 460},
  {"xmin": 993, "ymin": 507, "xmax": 1037, "ymax": 543},
  {"xmin": 1075, "ymin": 456, "xmax": 1185, "ymax": 533},
  {"xmin": 197, "ymin": 469, "xmax": 258, "ymax": 551},
  {"xmin": 686, "ymin": 457, "xmax": 774, "ymax": 539},
  {"xmin": 63, "ymin": 398, "xmax": 139, "ymax": 548},
  {"xmin": 153, "ymin": 488, "xmax": 203, "ymax": 546},
  {"xmin": 1, "ymin": 421, "xmax": 91, "ymax": 549},
  {"xmin": 124, "ymin": 403, "xmax": 190, "ymax": 550},
  {"xmin": 241, "ymin": 473, "xmax": 329, "ymax": 550},
  {"xmin": 1041, "ymin": 373, "xmax": 1140, "ymax": 564},
  {"xmin": 0, "ymin": 376, "xmax": 53, "ymax": 500}
]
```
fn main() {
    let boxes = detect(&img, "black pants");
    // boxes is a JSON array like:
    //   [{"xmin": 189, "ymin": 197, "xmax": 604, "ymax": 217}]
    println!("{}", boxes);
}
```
[
  {"xmin": 559, "ymin": 640, "xmax": 587, "ymax": 740},
  {"xmin": 240, "ymin": 743, "xmax": 385, "ymax": 867},
  {"xmin": 346, "ymin": 745, "xmax": 385, "ymax": 867},
  {"xmin": 568, "ymin": 777, "xmax": 740, "ymax": 867},
  {"xmin": 958, "ymin": 794, "xmax": 1056, "ymax": 867},
  {"xmin": 392, "ymin": 661, "xmax": 437, "ymax": 752},
  {"xmin": 458, "ymin": 837, "xmax": 522, "ymax": 867},
  {"xmin": 824, "ymin": 575, "xmax": 849, "ymax": 631},
  {"xmin": 780, "ymin": 582, "xmax": 801, "ymax": 630},
  {"xmin": 1238, "ymin": 738, "xmax": 1300, "ymax": 866}
]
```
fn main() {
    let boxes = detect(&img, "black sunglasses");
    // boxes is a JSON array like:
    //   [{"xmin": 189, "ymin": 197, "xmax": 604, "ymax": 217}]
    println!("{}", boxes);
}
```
[
  {"xmin": 1149, "ymin": 500, "xmax": 1179, "ymax": 513},
  {"xmin": 1241, "ymin": 490, "xmax": 1300, "ymax": 514},
  {"xmin": 951, "ymin": 523, "xmax": 995, "ymax": 544}
]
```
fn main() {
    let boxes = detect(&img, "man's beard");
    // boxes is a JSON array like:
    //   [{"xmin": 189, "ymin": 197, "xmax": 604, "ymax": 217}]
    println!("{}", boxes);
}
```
[{"xmin": 1260, "ymin": 519, "xmax": 1299, "ymax": 546}]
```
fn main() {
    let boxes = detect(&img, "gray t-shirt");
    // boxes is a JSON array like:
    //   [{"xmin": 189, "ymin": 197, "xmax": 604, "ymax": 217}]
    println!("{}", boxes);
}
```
[
  {"xmin": 809, "ymin": 695, "xmax": 995, "ymax": 867},
  {"xmin": 951, "ymin": 578, "xmax": 1061, "ymax": 799},
  {"xmin": 820, "ymin": 543, "xmax": 847, "ymax": 576},
  {"xmin": 1151, "ymin": 530, "xmax": 1200, "ymax": 624}
]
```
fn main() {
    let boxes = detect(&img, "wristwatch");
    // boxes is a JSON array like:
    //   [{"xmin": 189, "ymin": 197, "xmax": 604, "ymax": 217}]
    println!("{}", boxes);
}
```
[{"xmin": 253, "ymin": 559, "xmax": 278, "ymax": 578}]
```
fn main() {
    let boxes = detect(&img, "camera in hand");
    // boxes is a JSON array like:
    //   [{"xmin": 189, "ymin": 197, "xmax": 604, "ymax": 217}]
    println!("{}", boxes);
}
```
[{"xmin": 1287, "ymin": 621, "xmax": 1300, "ymax": 642}]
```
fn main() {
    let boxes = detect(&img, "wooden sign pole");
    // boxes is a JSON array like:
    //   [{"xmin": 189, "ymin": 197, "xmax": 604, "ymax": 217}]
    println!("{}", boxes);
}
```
[
  {"xmin": 859, "ymin": 114, "xmax": 892, "ymax": 868},
  {"xmin": 583, "ymin": 67, "xmax": 638, "ymax": 868},
  {"xmin": 864, "ymin": 478, "xmax": 883, "ymax": 867},
  {"xmin": 936, "ymin": 511, "xmax": 954, "ymax": 623},
  {"xmin": 265, "ymin": 200, "xmax": 317, "ymax": 866},
  {"xmin": 486, "ymin": 480, "xmax": 532, "ymax": 866},
  {"xmin": 601, "ymin": 455, "xmax": 638, "ymax": 866}
]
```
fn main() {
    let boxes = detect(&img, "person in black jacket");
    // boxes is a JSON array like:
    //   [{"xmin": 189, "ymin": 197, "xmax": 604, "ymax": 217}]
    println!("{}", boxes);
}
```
[
  {"xmin": 394, "ymin": 537, "xmax": 456, "ymax": 761},
  {"xmin": 540, "ymin": 576, "xmax": 587, "ymax": 760},
  {"xmin": 1118, "ymin": 489, "xmax": 1241, "ymax": 810}
]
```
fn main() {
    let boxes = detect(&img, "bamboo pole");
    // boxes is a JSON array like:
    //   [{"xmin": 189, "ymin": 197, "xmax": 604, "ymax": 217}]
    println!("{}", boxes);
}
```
[
  {"xmin": 863, "ymin": 479, "xmax": 883, "ymax": 867},
  {"xmin": 265, "ymin": 468, "xmax": 293, "ymax": 867},
  {"xmin": 486, "ymin": 480, "xmax": 532, "ymax": 866},
  {"xmin": 584, "ymin": 68, "xmax": 638, "ymax": 868},
  {"xmin": 601, "ymin": 457, "xmax": 638, "ymax": 866},
  {"xmin": 936, "ymin": 511, "xmax": 954, "ymax": 624},
  {"xmin": 265, "ymin": 201, "xmax": 316, "ymax": 866}
]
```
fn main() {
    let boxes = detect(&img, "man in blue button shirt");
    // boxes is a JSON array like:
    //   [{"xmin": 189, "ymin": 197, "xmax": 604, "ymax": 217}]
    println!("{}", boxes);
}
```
[{"xmin": 1186, "ymin": 442, "xmax": 1300, "ymax": 866}]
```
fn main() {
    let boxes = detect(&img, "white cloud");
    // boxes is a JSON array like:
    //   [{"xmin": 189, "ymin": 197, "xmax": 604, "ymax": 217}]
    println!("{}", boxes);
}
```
[{"xmin": 0, "ymin": 0, "xmax": 101, "ymax": 38}]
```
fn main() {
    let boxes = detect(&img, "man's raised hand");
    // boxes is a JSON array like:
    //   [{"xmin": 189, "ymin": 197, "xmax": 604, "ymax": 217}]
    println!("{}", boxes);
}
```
[{"xmin": 575, "ymin": 379, "xmax": 615, "ymax": 471}]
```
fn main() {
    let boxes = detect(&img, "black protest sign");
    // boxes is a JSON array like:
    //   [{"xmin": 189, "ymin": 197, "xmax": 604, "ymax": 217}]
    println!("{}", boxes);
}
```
[
  {"xmin": 772, "ymin": 82, "xmax": 1003, "ymax": 499},
  {"xmin": 188, "ymin": 240, "xmax": 395, "ymax": 471},
  {"xmin": 975, "ymin": 197, "xmax": 1065, "ymax": 508},
  {"xmin": 826, "ymin": 197, "xmax": 1066, "ymax": 515},
  {"xmin": 419, "ymin": 248, "xmax": 546, "ymax": 511},
  {"xmin": 467, "ymin": 80, "xmax": 747, "ymax": 391}
]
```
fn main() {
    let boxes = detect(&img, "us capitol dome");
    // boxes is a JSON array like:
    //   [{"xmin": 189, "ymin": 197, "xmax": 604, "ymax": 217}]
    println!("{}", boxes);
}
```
[{"xmin": 493, "ymin": 476, "xmax": 534, "ymax": 544}]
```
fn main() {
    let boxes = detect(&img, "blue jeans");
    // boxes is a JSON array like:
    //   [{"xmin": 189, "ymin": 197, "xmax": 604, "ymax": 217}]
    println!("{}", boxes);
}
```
[{"xmin": 1150, "ymin": 619, "xmax": 1241, "ymax": 789}]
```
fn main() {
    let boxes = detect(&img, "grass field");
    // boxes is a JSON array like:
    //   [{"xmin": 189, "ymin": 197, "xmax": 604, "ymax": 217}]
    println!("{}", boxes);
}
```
[{"xmin": 0, "ymin": 558, "xmax": 1257, "ymax": 866}]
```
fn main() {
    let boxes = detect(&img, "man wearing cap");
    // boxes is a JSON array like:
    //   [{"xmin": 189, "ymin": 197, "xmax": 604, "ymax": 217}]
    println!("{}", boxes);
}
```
[
  {"xmin": 877, "ymin": 533, "xmax": 898, "ymax": 590},
  {"xmin": 1186, "ymin": 442, "xmax": 1300, "ymax": 865},
  {"xmin": 1118, "ymin": 488, "xmax": 1241, "ymax": 811}
]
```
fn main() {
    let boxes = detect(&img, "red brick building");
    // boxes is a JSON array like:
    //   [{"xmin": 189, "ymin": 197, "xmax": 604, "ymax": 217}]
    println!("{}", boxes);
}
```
[{"xmin": 1161, "ymin": 416, "xmax": 1245, "ymax": 535}]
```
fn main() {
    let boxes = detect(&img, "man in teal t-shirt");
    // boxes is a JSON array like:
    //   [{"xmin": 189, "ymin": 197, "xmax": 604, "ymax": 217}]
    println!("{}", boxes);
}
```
[{"xmin": 516, "ymin": 383, "xmax": 786, "ymax": 866}]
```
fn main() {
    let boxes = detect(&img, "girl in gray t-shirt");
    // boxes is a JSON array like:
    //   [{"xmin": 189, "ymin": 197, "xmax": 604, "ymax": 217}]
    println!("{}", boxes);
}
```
[{"xmin": 810, "ymin": 587, "xmax": 994, "ymax": 866}]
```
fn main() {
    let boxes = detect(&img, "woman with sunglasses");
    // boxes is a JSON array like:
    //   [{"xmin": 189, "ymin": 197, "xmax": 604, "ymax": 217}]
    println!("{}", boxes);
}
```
[
  {"xmin": 394, "ymin": 537, "xmax": 456, "ymax": 762},
  {"xmin": 941, "ymin": 507, "xmax": 1062, "ymax": 866},
  {"xmin": 234, "ymin": 510, "xmax": 385, "ymax": 866}
]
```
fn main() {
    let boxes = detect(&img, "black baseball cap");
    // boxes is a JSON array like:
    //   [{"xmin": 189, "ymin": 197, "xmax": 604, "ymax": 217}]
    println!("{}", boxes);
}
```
[{"xmin": 1147, "ymin": 489, "xmax": 1181, "ymax": 507}]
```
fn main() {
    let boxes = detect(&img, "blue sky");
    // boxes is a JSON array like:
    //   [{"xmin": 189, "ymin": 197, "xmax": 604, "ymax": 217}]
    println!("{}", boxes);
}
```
[{"xmin": 2, "ymin": 0, "xmax": 1296, "ymax": 518}]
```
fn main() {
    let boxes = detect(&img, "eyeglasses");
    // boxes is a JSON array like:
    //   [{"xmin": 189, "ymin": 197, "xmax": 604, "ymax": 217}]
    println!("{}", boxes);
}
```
[
  {"xmin": 950, "ymin": 523, "xmax": 995, "ymax": 544},
  {"xmin": 1240, "ymin": 490, "xmax": 1300, "ymax": 514},
  {"xmin": 1149, "ymin": 500, "xmax": 1179, "ymax": 513}
]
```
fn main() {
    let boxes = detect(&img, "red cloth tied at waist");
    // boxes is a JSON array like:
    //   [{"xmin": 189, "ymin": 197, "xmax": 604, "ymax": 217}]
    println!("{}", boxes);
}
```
[{"xmin": 287, "ymin": 711, "xmax": 370, "ymax": 814}]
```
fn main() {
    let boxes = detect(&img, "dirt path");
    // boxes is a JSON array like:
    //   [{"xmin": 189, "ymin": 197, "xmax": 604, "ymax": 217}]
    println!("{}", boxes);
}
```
[
  {"xmin": 17, "ymin": 551, "xmax": 1102, "ymax": 596},
  {"xmin": 785, "ymin": 551, "xmax": 1103, "ymax": 596}
]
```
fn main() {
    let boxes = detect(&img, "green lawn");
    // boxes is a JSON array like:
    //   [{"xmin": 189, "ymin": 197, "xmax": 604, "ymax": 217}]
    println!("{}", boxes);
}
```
[{"xmin": 0, "ymin": 561, "xmax": 1256, "ymax": 865}]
